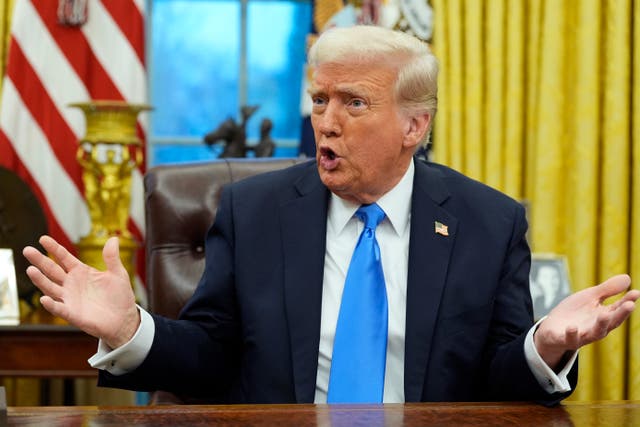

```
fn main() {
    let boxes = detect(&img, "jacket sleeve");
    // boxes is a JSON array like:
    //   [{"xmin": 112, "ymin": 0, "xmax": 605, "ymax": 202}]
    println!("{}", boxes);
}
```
[
  {"xmin": 99, "ymin": 185, "xmax": 241, "ymax": 400},
  {"xmin": 484, "ymin": 202, "xmax": 577, "ymax": 405}
]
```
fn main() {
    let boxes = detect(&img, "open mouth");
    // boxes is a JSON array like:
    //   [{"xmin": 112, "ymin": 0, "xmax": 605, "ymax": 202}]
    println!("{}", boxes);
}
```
[
  {"xmin": 320, "ymin": 147, "xmax": 337, "ymax": 160},
  {"xmin": 319, "ymin": 147, "xmax": 340, "ymax": 170}
]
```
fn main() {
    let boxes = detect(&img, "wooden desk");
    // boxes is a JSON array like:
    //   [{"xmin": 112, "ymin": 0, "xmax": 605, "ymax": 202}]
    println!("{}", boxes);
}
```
[
  {"xmin": 3, "ymin": 402, "xmax": 640, "ymax": 426},
  {"xmin": 0, "ymin": 324, "xmax": 97, "ymax": 378}
]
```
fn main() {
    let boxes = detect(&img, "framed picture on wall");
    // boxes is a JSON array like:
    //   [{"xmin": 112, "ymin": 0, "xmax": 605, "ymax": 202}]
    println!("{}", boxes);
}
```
[
  {"xmin": 529, "ymin": 254, "xmax": 571, "ymax": 321},
  {"xmin": 0, "ymin": 248, "xmax": 20, "ymax": 325}
]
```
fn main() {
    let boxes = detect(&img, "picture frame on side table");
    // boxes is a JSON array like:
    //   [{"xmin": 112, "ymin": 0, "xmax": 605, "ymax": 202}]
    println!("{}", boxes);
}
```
[
  {"xmin": 0, "ymin": 248, "xmax": 20, "ymax": 325},
  {"xmin": 529, "ymin": 254, "xmax": 571, "ymax": 321}
]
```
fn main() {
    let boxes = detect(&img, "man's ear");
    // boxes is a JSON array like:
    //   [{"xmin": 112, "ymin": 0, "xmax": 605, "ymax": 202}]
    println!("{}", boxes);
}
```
[{"xmin": 403, "ymin": 113, "xmax": 431, "ymax": 149}]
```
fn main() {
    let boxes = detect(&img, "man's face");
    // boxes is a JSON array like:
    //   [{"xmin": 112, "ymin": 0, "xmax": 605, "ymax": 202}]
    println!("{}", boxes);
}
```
[
  {"xmin": 537, "ymin": 266, "xmax": 561, "ymax": 291},
  {"xmin": 309, "ymin": 61, "xmax": 419, "ymax": 204}
]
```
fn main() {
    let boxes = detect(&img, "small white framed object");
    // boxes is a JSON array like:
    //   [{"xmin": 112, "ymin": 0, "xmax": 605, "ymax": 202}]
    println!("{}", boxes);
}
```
[
  {"xmin": 529, "ymin": 254, "xmax": 571, "ymax": 321},
  {"xmin": 0, "ymin": 248, "xmax": 20, "ymax": 325}
]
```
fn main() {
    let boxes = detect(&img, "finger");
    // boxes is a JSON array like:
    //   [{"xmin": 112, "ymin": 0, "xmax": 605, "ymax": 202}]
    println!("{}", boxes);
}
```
[
  {"xmin": 25, "ymin": 266, "xmax": 65, "ymax": 301},
  {"xmin": 23, "ymin": 246, "xmax": 67, "ymax": 284},
  {"xmin": 39, "ymin": 235, "xmax": 82, "ymax": 273},
  {"xmin": 604, "ymin": 300, "xmax": 636, "ymax": 333},
  {"xmin": 594, "ymin": 274, "xmax": 632, "ymax": 302},
  {"xmin": 103, "ymin": 237, "xmax": 128, "ymax": 277},
  {"xmin": 40, "ymin": 295, "xmax": 70, "ymax": 321},
  {"xmin": 622, "ymin": 289, "xmax": 640, "ymax": 303},
  {"xmin": 608, "ymin": 289, "xmax": 640, "ymax": 310}
]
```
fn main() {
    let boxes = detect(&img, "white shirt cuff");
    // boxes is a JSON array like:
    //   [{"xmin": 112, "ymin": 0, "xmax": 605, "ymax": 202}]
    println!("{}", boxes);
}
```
[
  {"xmin": 87, "ymin": 306, "xmax": 155, "ymax": 376},
  {"xmin": 524, "ymin": 317, "xmax": 578, "ymax": 394}
]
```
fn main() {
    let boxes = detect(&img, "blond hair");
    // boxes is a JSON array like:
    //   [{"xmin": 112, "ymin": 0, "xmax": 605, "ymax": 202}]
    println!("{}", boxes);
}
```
[{"xmin": 308, "ymin": 25, "xmax": 438, "ymax": 145}]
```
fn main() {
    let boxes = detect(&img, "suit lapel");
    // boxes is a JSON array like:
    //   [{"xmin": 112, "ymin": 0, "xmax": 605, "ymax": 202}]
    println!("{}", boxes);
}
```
[
  {"xmin": 280, "ymin": 165, "xmax": 329, "ymax": 403},
  {"xmin": 404, "ymin": 160, "xmax": 458, "ymax": 402}
]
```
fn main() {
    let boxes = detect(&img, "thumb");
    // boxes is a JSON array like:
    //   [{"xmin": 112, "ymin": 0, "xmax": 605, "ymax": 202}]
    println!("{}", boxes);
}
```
[{"xmin": 102, "ymin": 236, "xmax": 127, "ymax": 276}]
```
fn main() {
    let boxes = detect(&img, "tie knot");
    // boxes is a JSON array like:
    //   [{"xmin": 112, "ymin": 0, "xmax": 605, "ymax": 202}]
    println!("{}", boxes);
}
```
[{"xmin": 356, "ymin": 203, "xmax": 385, "ymax": 230}]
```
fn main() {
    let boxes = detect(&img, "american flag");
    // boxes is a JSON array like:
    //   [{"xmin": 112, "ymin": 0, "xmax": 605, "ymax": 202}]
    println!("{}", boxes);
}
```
[
  {"xmin": 0, "ymin": 0, "xmax": 148, "ymax": 304},
  {"xmin": 434, "ymin": 221, "xmax": 449, "ymax": 237}
]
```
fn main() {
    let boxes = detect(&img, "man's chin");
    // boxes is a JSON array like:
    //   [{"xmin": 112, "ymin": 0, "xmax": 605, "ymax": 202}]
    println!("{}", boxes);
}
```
[{"xmin": 318, "ymin": 170, "xmax": 348, "ymax": 194}]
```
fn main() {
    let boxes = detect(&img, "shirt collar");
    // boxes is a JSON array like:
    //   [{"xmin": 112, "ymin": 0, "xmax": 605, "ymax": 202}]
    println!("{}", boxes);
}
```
[{"xmin": 328, "ymin": 160, "xmax": 414, "ymax": 236}]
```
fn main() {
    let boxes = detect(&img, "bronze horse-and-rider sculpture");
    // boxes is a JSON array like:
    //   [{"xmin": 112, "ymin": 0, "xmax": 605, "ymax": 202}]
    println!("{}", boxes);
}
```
[{"xmin": 204, "ymin": 106, "xmax": 275, "ymax": 158}]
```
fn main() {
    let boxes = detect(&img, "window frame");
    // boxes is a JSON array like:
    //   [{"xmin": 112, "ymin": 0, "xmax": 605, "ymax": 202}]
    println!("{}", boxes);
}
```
[{"xmin": 145, "ymin": 0, "xmax": 310, "ymax": 165}]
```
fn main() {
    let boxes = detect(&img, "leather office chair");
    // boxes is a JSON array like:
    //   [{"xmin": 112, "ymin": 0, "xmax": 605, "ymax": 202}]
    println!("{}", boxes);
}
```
[{"xmin": 143, "ymin": 157, "xmax": 308, "ymax": 403}]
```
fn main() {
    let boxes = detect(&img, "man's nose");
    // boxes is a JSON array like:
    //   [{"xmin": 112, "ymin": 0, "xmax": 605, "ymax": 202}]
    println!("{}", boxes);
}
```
[{"xmin": 315, "ymin": 102, "xmax": 342, "ymax": 137}]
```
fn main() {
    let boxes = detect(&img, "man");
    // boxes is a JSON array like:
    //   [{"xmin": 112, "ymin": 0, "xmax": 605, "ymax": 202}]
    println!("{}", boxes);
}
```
[{"xmin": 23, "ymin": 26, "xmax": 638, "ymax": 405}]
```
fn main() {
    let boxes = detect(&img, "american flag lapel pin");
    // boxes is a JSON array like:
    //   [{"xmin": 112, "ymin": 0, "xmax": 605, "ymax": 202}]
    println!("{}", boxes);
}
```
[{"xmin": 435, "ymin": 221, "xmax": 449, "ymax": 236}]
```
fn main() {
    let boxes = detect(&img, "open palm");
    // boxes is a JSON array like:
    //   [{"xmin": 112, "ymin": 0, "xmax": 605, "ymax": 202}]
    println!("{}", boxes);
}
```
[
  {"xmin": 23, "ymin": 235, "xmax": 140, "ymax": 348},
  {"xmin": 534, "ymin": 274, "xmax": 639, "ymax": 368}
]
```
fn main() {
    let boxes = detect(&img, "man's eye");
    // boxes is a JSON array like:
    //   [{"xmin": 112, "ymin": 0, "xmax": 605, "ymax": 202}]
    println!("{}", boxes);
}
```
[
  {"xmin": 312, "ymin": 97, "xmax": 326, "ymax": 106},
  {"xmin": 349, "ymin": 99, "xmax": 366, "ymax": 108}
]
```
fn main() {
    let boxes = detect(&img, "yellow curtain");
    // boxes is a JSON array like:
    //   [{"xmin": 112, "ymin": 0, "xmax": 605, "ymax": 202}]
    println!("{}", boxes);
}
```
[
  {"xmin": 431, "ymin": 0, "xmax": 639, "ymax": 401},
  {"xmin": 631, "ymin": 0, "xmax": 640, "ymax": 402}
]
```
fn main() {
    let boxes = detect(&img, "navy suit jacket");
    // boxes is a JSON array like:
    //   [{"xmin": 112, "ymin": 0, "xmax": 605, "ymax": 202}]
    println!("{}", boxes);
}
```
[{"xmin": 100, "ymin": 158, "xmax": 577, "ymax": 404}]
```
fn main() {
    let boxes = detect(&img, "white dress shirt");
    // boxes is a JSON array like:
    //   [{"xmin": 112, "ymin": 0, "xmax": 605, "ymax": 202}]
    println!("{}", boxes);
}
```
[
  {"xmin": 314, "ymin": 160, "xmax": 414, "ymax": 403},
  {"xmin": 90, "ymin": 160, "xmax": 576, "ymax": 400}
]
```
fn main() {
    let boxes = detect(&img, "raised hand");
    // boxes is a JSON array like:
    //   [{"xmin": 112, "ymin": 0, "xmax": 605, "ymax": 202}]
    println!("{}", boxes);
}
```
[
  {"xmin": 23, "ymin": 235, "xmax": 140, "ymax": 349},
  {"xmin": 534, "ymin": 274, "xmax": 639, "ymax": 369}
]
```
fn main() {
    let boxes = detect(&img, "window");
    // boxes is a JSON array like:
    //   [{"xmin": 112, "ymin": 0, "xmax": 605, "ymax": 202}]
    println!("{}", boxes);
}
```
[{"xmin": 148, "ymin": 0, "xmax": 312, "ymax": 165}]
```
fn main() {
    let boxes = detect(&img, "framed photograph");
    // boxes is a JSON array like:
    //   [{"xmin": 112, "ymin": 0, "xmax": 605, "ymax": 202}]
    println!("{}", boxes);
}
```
[
  {"xmin": 0, "ymin": 248, "xmax": 20, "ymax": 325},
  {"xmin": 529, "ymin": 254, "xmax": 571, "ymax": 321}
]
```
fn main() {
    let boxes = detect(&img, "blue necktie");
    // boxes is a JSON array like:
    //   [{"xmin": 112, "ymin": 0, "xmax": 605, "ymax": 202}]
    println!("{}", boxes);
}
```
[{"xmin": 328, "ymin": 203, "xmax": 388, "ymax": 403}]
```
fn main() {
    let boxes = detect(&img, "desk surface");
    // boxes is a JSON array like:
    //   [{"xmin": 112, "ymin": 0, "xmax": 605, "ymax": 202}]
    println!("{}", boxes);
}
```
[{"xmin": 4, "ymin": 401, "xmax": 640, "ymax": 426}]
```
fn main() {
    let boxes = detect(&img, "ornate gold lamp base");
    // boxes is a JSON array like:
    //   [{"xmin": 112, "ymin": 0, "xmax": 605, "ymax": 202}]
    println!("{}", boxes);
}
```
[{"xmin": 71, "ymin": 100, "xmax": 151, "ymax": 290}]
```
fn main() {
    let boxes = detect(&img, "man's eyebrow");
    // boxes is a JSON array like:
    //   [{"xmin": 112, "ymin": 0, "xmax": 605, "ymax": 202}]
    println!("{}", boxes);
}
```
[
  {"xmin": 336, "ymin": 85, "xmax": 370, "ymax": 98},
  {"xmin": 307, "ymin": 84, "xmax": 370, "ymax": 98},
  {"xmin": 307, "ymin": 87, "xmax": 323, "ymax": 96}
]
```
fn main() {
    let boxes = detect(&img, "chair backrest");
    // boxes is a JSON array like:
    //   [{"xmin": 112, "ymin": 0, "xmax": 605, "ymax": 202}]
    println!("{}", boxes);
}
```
[{"xmin": 144, "ymin": 157, "xmax": 308, "ymax": 319}]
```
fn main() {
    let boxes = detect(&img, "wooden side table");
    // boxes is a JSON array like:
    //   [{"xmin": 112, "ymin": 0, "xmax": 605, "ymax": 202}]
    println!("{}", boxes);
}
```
[
  {"xmin": 0, "ymin": 324, "xmax": 97, "ymax": 378},
  {"xmin": 0, "ymin": 312, "xmax": 98, "ymax": 405}
]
